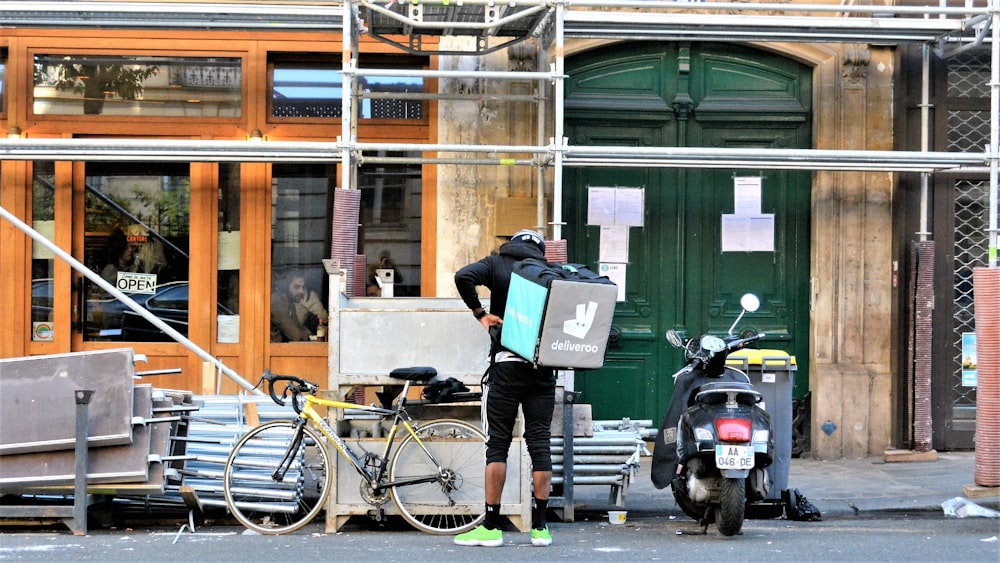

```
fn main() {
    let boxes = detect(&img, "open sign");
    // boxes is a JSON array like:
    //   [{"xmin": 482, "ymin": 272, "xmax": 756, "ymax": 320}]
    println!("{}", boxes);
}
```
[{"xmin": 116, "ymin": 272, "xmax": 157, "ymax": 294}]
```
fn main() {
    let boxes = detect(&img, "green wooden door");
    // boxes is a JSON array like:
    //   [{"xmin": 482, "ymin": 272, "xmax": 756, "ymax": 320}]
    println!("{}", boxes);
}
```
[{"xmin": 563, "ymin": 43, "xmax": 812, "ymax": 423}]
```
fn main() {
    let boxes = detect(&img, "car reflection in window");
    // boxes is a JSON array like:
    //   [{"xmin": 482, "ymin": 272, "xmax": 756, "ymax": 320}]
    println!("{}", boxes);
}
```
[
  {"xmin": 32, "ymin": 278, "xmax": 55, "ymax": 323},
  {"xmin": 32, "ymin": 279, "xmax": 232, "ymax": 341},
  {"xmin": 118, "ymin": 281, "xmax": 233, "ymax": 341}
]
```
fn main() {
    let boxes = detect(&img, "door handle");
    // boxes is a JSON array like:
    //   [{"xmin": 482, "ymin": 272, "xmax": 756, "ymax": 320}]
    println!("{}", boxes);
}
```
[
  {"xmin": 608, "ymin": 326, "xmax": 622, "ymax": 347},
  {"xmin": 73, "ymin": 277, "xmax": 84, "ymax": 334}
]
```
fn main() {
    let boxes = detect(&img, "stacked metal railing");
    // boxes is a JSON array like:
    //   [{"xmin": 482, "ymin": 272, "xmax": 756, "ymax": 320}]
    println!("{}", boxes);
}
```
[
  {"xmin": 113, "ymin": 394, "xmax": 297, "ymax": 518},
  {"xmin": 169, "ymin": 396, "xmax": 298, "ymax": 512},
  {"xmin": 551, "ymin": 418, "xmax": 653, "ymax": 507},
  {"xmin": 116, "ymin": 397, "xmax": 654, "ymax": 519}
]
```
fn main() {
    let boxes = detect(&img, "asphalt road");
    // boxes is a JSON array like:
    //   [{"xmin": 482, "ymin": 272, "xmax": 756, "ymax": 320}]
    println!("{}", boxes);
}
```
[{"xmin": 2, "ymin": 511, "xmax": 998, "ymax": 562}]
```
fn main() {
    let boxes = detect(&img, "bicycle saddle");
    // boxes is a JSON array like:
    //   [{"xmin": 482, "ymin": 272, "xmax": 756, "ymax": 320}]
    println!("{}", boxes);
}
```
[{"xmin": 389, "ymin": 366, "xmax": 438, "ymax": 382}]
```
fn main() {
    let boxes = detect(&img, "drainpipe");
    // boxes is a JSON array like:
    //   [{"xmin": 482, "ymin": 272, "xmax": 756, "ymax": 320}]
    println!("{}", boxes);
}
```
[
  {"xmin": 0, "ymin": 205, "xmax": 262, "ymax": 394},
  {"xmin": 911, "ymin": 42, "xmax": 935, "ymax": 453}
]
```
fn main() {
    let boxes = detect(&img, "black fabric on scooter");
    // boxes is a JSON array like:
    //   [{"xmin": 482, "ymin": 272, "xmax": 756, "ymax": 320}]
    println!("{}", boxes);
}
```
[{"xmin": 650, "ymin": 369, "xmax": 749, "ymax": 489}]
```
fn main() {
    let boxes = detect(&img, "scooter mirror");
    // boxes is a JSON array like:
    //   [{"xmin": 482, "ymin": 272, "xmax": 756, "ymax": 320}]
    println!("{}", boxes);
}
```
[
  {"xmin": 740, "ymin": 293, "xmax": 761, "ymax": 313},
  {"xmin": 665, "ymin": 329, "xmax": 684, "ymax": 348}
]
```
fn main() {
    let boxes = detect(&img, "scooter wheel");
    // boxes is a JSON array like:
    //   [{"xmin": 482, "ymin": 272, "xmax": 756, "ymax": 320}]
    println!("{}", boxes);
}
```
[{"xmin": 718, "ymin": 477, "xmax": 746, "ymax": 536}]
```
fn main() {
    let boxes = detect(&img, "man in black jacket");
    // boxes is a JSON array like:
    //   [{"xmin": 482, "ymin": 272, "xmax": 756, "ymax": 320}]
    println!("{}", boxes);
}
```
[{"xmin": 453, "ymin": 229, "xmax": 555, "ymax": 548}]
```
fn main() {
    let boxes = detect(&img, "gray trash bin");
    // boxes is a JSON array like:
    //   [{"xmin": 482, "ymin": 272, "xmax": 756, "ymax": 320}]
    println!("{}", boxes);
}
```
[{"xmin": 727, "ymin": 349, "xmax": 797, "ymax": 501}]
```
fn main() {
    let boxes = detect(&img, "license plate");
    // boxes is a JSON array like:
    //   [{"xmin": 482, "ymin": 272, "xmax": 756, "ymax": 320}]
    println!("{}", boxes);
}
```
[{"xmin": 715, "ymin": 444, "xmax": 754, "ymax": 470}]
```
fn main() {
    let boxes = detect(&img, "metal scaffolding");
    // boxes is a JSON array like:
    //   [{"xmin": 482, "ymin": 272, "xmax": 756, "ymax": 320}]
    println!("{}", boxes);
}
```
[
  {"xmin": 0, "ymin": 0, "xmax": 996, "ymax": 257},
  {"xmin": 0, "ymin": 0, "xmax": 997, "ymax": 527}
]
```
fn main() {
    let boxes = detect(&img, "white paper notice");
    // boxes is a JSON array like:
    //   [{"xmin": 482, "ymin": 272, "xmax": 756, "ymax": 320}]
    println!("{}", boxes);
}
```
[
  {"xmin": 721, "ymin": 214, "xmax": 775, "ymax": 252},
  {"xmin": 218, "ymin": 230, "xmax": 241, "ymax": 270},
  {"xmin": 218, "ymin": 315, "xmax": 240, "ymax": 343},
  {"xmin": 599, "ymin": 263, "xmax": 627, "ymax": 302},
  {"xmin": 587, "ymin": 187, "xmax": 617, "ymax": 225},
  {"xmin": 734, "ymin": 177, "xmax": 762, "ymax": 215},
  {"xmin": 599, "ymin": 225, "xmax": 630, "ymax": 262},
  {"xmin": 588, "ymin": 186, "xmax": 645, "ymax": 226},
  {"xmin": 615, "ymin": 188, "xmax": 644, "ymax": 226}
]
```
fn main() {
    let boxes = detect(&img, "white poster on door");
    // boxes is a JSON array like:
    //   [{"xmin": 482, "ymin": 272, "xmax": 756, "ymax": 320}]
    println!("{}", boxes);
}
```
[
  {"xmin": 721, "ymin": 214, "xmax": 775, "ymax": 252},
  {"xmin": 734, "ymin": 176, "xmax": 762, "ymax": 215},
  {"xmin": 587, "ymin": 186, "xmax": 645, "ymax": 226},
  {"xmin": 599, "ymin": 263, "xmax": 627, "ymax": 302},
  {"xmin": 599, "ymin": 225, "xmax": 629, "ymax": 263}
]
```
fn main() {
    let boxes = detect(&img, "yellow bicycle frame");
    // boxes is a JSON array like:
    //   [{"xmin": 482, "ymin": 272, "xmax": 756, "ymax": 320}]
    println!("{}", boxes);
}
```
[{"xmin": 292, "ymin": 387, "xmax": 432, "ymax": 483}]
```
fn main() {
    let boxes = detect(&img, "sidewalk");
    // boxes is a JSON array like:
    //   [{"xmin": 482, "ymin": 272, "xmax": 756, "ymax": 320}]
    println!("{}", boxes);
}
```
[{"xmin": 572, "ymin": 451, "xmax": 1000, "ymax": 519}]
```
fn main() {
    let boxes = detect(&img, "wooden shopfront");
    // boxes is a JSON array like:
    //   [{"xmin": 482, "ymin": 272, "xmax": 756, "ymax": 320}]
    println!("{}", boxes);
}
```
[{"xmin": 0, "ymin": 27, "xmax": 435, "ymax": 392}]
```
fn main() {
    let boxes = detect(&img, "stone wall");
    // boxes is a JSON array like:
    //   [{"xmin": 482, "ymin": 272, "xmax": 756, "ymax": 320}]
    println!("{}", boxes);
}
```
[{"xmin": 809, "ymin": 44, "xmax": 896, "ymax": 459}]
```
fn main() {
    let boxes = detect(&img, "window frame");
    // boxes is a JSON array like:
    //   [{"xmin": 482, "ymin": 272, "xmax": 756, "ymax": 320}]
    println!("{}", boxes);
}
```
[
  {"xmin": 28, "ymin": 49, "xmax": 247, "ymax": 124},
  {"xmin": 267, "ymin": 52, "xmax": 429, "ymax": 126}
]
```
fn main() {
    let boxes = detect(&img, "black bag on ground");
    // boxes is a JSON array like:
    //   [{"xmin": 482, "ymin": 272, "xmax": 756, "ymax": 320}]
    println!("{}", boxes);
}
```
[{"xmin": 783, "ymin": 488, "xmax": 822, "ymax": 521}]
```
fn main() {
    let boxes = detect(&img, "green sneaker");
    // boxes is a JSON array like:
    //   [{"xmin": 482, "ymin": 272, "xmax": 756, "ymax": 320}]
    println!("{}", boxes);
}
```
[
  {"xmin": 454, "ymin": 525, "xmax": 503, "ymax": 547},
  {"xmin": 530, "ymin": 527, "xmax": 552, "ymax": 547}
]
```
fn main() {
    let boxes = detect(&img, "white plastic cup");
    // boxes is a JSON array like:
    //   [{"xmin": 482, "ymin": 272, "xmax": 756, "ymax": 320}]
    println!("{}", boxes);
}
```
[{"xmin": 608, "ymin": 510, "xmax": 627, "ymax": 525}]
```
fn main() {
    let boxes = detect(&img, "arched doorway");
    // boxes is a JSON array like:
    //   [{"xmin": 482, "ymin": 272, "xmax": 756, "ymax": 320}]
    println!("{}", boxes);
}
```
[{"xmin": 562, "ymin": 42, "xmax": 813, "ymax": 424}]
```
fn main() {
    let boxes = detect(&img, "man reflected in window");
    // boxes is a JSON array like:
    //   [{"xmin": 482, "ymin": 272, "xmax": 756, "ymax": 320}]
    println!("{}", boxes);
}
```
[{"xmin": 270, "ymin": 269, "xmax": 324, "ymax": 342}]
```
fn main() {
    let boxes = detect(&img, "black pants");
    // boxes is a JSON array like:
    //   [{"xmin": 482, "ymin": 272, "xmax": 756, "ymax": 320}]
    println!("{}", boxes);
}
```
[{"xmin": 482, "ymin": 360, "xmax": 556, "ymax": 471}]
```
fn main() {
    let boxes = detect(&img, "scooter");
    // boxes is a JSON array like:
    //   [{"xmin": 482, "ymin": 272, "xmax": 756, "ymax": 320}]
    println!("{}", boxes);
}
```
[{"xmin": 650, "ymin": 293, "xmax": 774, "ymax": 536}]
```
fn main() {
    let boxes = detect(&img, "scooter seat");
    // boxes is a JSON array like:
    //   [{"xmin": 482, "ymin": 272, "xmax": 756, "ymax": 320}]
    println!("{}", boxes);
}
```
[{"xmin": 695, "ymin": 381, "xmax": 761, "ymax": 406}]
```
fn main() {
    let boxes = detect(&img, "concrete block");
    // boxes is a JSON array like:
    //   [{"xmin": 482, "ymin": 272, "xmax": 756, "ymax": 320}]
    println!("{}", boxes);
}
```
[
  {"xmin": 551, "ymin": 402, "xmax": 593, "ymax": 438},
  {"xmin": 963, "ymin": 483, "xmax": 1000, "ymax": 499},
  {"xmin": 883, "ymin": 448, "xmax": 938, "ymax": 463}
]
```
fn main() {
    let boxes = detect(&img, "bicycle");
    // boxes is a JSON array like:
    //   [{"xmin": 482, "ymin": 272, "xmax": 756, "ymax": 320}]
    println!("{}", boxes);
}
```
[{"xmin": 222, "ymin": 367, "xmax": 486, "ymax": 535}]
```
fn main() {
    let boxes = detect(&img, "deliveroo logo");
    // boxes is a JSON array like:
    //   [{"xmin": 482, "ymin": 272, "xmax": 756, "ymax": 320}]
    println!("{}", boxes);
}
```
[{"xmin": 563, "ymin": 301, "xmax": 599, "ymax": 339}]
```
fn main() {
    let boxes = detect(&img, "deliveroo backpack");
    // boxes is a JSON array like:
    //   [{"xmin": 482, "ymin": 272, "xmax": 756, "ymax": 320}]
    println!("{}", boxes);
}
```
[{"xmin": 501, "ymin": 258, "xmax": 617, "ymax": 369}]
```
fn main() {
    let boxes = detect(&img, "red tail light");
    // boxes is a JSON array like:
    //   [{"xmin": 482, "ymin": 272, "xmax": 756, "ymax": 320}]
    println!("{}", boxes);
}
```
[{"xmin": 715, "ymin": 418, "xmax": 752, "ymax": 442}]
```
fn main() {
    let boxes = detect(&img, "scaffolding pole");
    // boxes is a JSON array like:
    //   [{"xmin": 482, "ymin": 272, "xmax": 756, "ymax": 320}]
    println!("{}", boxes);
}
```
[
  {"xmin": 0, "ymin": 138, "xmax": 987, "ymax": 172},
  {"xmin": 1, "ymin": 0, "xmax": 995, "ymax": 259},
  {"xmin": 551, "ymin": 1, "xmax": 566, "ymax": 241},
  {"xmin": 991, "ymin": 1, "xmax": 1000, "ymax": 268}
]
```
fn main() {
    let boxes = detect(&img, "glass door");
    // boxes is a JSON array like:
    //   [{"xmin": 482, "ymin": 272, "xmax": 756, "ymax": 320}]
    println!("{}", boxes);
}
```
[{"xmin": 77, "ymin": 161, "xmax": 191, "ymax": 342}]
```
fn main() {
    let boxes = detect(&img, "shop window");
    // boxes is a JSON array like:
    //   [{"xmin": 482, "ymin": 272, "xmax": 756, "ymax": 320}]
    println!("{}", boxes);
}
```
[
  {"xmin": 32, "ymin": 55, "xmax": 241, "ymax": 117},
  {"xmin": 358, "ymin": 153, "xmax": 421, "ymax": 297},
  {"xmin": 83, "ymin": 162, "xmax": 191, "ymax": 342},
  {"xmin": 269, "ymin": 55, "xmax": 424, "ymax": 120},
  {"xmin": 1, "ymin": 49, "xmax": 6, "ymax": 115},
  {"xmin": 30, "ymin": 162, "xmax": 56, "ymax": 341},
  {"xmin": 217, "ymin": 163, "xmax": 241, "ymax": 343},
  {"xmin": 270, "ymin": 164, "xmax": 335, "ymax": 343}
]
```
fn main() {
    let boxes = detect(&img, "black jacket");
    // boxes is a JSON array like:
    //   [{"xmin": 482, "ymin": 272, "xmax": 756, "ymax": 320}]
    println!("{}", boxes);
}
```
[{"xmin": 454, "ymin": 240, "xmax": 545, "ymax": 319}]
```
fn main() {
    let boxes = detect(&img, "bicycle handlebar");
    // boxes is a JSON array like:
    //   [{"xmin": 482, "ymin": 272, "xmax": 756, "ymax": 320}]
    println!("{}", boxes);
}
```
[{"xmin": 262, "ymin": 370, "xmax": 319, "ymax": 413}]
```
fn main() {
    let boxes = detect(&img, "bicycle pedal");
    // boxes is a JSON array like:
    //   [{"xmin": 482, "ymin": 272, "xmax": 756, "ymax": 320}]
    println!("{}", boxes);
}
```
[{"xmin": 368, "ymin": 508, "xmax": 386, "ymax": 522}]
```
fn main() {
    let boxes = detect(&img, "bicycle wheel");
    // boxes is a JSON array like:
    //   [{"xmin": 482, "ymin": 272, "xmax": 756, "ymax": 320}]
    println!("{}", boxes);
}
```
[
  {"xmin": 223, "ymin": 420, "xmax": 332, "ymax": 535},
  {"xmin": 389, "ymin": 419, "xmax": 486, "ymax": 534}
]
